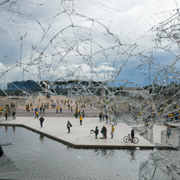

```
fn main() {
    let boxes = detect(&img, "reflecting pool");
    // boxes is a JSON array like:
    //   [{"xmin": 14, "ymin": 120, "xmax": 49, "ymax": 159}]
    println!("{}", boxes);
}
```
[{"xmin": 0, "ymin": 126, "xmax": 152, "ymax": 180}]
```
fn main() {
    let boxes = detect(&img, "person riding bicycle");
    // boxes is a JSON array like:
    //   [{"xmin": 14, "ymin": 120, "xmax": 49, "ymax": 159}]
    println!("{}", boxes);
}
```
[{"xmin": 131, "ymin": 129, "xmax": 134, "ymax": 143}]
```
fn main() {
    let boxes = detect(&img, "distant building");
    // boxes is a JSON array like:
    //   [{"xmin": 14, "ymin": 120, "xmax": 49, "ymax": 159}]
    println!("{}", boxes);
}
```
[
  {"xmin": 121, "ymin": 86, "xmax": 149, "ymax": 97},
  {"xmin": 67, "ymin": 86, "xmax": 149, "ymax": 97},
  {"xmin": 7, "ymin": 80, "xmax": 40, "ymax": 90}
]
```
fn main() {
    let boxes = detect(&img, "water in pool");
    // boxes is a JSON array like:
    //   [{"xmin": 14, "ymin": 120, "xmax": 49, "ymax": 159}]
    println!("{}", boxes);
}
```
[{"xmin": 0, "ymin": 126, "xmax": 152, "ymax": 180}]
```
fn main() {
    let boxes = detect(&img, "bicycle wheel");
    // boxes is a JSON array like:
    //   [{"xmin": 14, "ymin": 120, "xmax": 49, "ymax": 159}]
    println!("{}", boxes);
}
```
[
  {"xmin": 123, "ymin": 136, "xmax": 129, "ymax": 143},
  {"xmin": 133, "ymin": 137, "xmax": 139, "ymax": 144}
]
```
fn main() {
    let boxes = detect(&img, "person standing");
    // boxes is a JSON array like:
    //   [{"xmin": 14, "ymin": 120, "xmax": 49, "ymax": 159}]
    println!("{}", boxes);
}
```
[
  {"xmin": 43, "ymin": 107, "xmax": 45, "ymax": 113},
  {"xmin": 99, "ymin": 112, "xmax": 102, "ymax": 121},
  {"xmin": 166, "ymin": 126, "xmax": 171, "ymax": 138},
  {"xmin": 39, "ymin": 116, "xmax": 44, "ymax": 127},
  {"xmin": 12, "ymin": 111, "xmax": 16, "ymax": 120},
  {"xmin": 131, "ymin": 129, "xmax": 134, "ymax": 142},
  {"xmin": 104, "ymin": 126, "xmax": 107, "ymax": 139},
  {"xmin": 111, "ymin": 125, "xmax": 115, "ymax": 139},
  {"xmin": 82, "ymin": 111, "xmax": 85, "ymax": 118},
  {"xmin": 105, "ymin": 115, "xmax": 108, "ymax": 124},
  {"xmin": 94, "ymin": 126, "xmax": 99, "ymax": 139},
  {"xmin": 75, "ymin": 110, "xmax": 78, "ymax": 118},
  {"xmin": 5, "ymin": 111, "xmax": 8, "ymax": 120},
  {"xmin": 102, "ymin": 126, "xmax": 107, "ymax": 139},
  {"xmin": 79, "ymin": 115, "xmax": 83, "ymax": 125},
  {"xmin": 67, "ymin": 121, "xmax": 72, "ymax": 133},
  {"xmin": 77, "ymin": 109, "xmax": 79, "ymax": 116}
]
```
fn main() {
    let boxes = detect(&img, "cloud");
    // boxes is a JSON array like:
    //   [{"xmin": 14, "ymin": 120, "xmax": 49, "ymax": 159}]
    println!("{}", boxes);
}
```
[
  {"xmin": 48, "ymin": 63, "xmax": 116, "ymax": 82},
  {"xmin": 0, "ymin": 62, "xmax": 6, "ymax": 72},
  {"xmin": 0, "ymin": 0, "xmax": 180, "ymax": 90}
]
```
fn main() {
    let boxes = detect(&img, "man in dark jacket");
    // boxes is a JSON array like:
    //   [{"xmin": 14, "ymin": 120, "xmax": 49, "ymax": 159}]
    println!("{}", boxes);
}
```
[{"xmin": 39, "ymin": 116, "xmax": 45, "ymax": 127}]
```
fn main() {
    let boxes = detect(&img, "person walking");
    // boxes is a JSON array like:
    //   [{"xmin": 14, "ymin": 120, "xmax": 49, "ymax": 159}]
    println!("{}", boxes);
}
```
[
  {"xmin": 34, "ymin": 110, "xmax": 39, "ymax": 119},
  {"xmin": 94, "ymin": 126, "xmax": 99, "ymax": 139},
  {"xmin": 79, "ymin": 115, "xmax": 83, "ymax": 125},
  {"xmin": 111, "ymin": 125, "xmax": 115, "ymax": 139},
  {"xmin": 67, "ymin": 121, "xmax": 72, "ymax": 133},
  {"xmin": 39, "ymin": 116, "xmax": 45, "ymax": 127}
]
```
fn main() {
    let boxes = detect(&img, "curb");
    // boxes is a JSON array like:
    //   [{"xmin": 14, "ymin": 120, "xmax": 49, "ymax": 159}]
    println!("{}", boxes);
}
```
[{"xmin": 0, "ymin": 123, "xmax": 177, "ymax": 150}]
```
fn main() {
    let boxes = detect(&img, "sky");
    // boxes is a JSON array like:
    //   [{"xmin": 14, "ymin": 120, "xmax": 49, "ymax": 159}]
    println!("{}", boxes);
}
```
[{"xmin": 0, "ymin": 0, "xmax": 180, "ymax": 90}]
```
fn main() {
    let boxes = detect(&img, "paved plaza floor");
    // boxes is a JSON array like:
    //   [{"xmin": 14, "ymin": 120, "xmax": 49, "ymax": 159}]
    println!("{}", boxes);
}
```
[{"xmin": 0, "ymin": 115, "xmax": 167, "ymax": 149}]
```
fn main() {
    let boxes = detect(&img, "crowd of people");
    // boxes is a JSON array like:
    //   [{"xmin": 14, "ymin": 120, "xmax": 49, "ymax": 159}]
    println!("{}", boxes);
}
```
[
  {"xmin": 91, "ymin": 124, "xmax": 115, "ymax": 139},
  {"xmin": 0, "ymin": 102, "xmax": 16, "ymax": 120},
  {"xmin": 1, "ymin": 97, "xmax": 140, "ymax": 142}
]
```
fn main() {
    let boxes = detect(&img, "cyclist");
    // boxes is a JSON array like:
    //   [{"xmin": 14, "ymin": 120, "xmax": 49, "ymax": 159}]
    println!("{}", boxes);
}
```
[{"xmin": 131, "ymin": 129, "xmax": 134, "ymax": 143}]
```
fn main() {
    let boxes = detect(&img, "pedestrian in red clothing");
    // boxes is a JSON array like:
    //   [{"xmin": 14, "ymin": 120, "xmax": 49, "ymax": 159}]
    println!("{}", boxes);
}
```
[{"xmin": 5, "ymin": 112, "xmax": 8, "ymax": 120}]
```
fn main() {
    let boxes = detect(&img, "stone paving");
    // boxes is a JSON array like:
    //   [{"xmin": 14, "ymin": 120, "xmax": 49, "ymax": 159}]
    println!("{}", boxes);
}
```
[
  {"xmin": 0, "ymin": 115, "xmax": 167, "ymax": 149},
  {"xmin": 0, "ymin": 95, "xmax": 169, "ymax": 149}
]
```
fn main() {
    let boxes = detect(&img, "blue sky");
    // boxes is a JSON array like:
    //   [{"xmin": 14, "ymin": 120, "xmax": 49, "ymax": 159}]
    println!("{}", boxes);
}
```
[{"xmin": 0, "ymin": 0, "xmax": 180, "ymax": 90}]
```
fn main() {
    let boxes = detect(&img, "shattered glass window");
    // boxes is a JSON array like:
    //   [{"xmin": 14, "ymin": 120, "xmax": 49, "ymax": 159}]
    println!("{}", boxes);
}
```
[{"xmin": 0, "ymin": 1, "xmax": 180, "ymax": 179}]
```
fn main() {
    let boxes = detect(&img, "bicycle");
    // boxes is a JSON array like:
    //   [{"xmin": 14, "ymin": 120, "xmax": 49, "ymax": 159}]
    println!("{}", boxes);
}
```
[{"xmin": 123, "ymin": 134, "xmax": 139, "ymax": 144}]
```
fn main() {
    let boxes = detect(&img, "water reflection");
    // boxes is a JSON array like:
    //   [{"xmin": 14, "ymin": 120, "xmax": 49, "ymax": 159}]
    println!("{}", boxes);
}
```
[
  {"xmin": 0, "ymin": 126, "xmax": 152, "ymax": 180},
  {"xmin": 66, "ymin": 145, "xmax": 72, "ymax": 151},
  {"xmin": 39, "ymin": 134, "xmax": 44, "ymax": 142},
  {"xmin": 66, "ymin": 147, "xmax": 116, "ymax": 157},
  {"xmin": 129, "ymin": 150, "xmax": 136, "ymax": 162},
  {"xmin": 5, "ymin": 126, "xmax": 7, "ymax": 132},
  {"xmin": 3, "ymin": 126, "xmax": 16, "ymax": 133},
  {"xmin": 93, "ymin": 148, "xmax": 115, "ymax": 157}
]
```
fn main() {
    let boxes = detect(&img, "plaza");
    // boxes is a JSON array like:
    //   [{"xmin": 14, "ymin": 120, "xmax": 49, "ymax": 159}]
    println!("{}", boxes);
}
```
[{"xmin": 0, "ymin": 117, "xmax": 167, "ymax": 149}]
